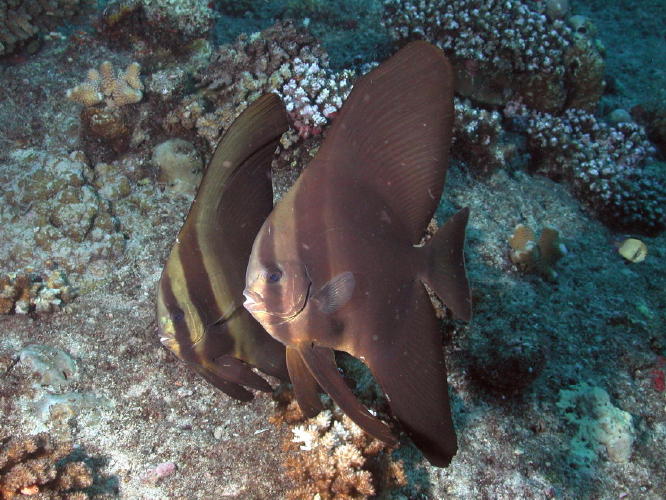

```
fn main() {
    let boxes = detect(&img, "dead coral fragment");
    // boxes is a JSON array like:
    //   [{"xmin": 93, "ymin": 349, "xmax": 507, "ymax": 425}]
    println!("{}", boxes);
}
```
[
  {"xmin": 509, "ymin": 224, "xmax": 566, "ymax": 279},
  {"xmin": 0, "ymin": 271, "xmax": 75, "ymax": 315},
  {"xmin": 67, "ymin": 61, "xmax": 143, "ymax": 108},
  {"xmin": 0, "ymin": 433, "xmax": 93, "ymax": 500}
]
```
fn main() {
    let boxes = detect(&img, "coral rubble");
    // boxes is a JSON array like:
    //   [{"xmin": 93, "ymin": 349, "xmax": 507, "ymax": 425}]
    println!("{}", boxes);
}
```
[
  {"xmin": 0, "ymin": 271, "xmax": 74, "ymax": 315},
  {"xmin": 0, "ymin": 150, "xmax": 128, "ymax": 275}
]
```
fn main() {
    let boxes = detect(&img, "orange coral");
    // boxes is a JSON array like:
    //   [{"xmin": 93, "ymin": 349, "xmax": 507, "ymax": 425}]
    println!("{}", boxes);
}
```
[{"xmin": 0, "ymin": 434, "xmax": 93, "ymax": 500}]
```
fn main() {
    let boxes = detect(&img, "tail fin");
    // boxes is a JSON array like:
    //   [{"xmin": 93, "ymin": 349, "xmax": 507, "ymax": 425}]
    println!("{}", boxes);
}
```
[{"xmin": 422, "ymin": 207, "xmax": 472, "ymax": 321}]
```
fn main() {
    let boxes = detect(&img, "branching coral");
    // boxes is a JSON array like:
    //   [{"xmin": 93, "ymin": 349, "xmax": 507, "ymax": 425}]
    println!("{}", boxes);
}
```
[
  {"xmin": 507, "ymin": 104, "xmax": 665, "ymax": 234},
  {"xmin": 66, "ymin": 61, "xmax": 143, "ymax": 148},
  {"xmin": 453, "ymin": 97, "xmax": 511, "ymax": 175},
  {"xmin": 285, "ymin": 408, "xmax": 384, "ymax": 499},
  {"xmin": 0, "ymin": 0, "xmax": 82, "ymax": 56},
  {"xmin": 271, "ymin": 397, "xmax": 407, "ymax": 500},
  {"xmin": 66, "ymin": 61, "xmax": 143, "ymax": 109},
  {"xmin": 382, "ymin": 0, "xmax": 604, "ymax": 112},
  {"xmin": 0, "ymin": 433, "xmax": 92, "ymax": 499}
]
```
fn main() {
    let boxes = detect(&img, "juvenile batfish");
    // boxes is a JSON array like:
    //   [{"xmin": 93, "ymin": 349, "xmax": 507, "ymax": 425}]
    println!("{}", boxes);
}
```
[
  {"xmin": 157, "ymin": 94, "xmax": 289, "ymax": 401},
  {"xmin": 243, "ymin": 42, "xmax": 471, "ymax": 466}
]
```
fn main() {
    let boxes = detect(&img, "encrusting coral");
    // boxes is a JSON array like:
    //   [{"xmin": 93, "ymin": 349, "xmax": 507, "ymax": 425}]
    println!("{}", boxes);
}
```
[{"xmin": 0, "ymin": 433, "xmax": 93, "ymax": 500}]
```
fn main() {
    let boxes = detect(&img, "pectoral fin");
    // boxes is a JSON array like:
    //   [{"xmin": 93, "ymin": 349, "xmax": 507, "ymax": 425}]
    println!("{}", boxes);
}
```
[
  {"xmin": 286, "ymin": 347, "xmax": 323, "ymax": 418},
  {"xmin": 312, "ymin": 272, "xmax": 355, "ymax": 314},
  {"xmin": 297, "ymin": 344, "xmax": 397, "ymax": 446}
]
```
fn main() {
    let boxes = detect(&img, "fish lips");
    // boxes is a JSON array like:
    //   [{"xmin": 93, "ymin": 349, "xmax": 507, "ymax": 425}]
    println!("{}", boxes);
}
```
[{"xmin": 243, "ymin": 284, "xmax": 311, "ymax": 326}]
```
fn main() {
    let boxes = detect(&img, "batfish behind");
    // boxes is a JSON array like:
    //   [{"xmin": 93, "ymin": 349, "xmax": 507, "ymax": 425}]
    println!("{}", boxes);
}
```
[
  {"xmin": 244, "ymin": 41, "xmax": 471, "ymax": 467},
  {"xmin": 157, "ymin": 94, "xmax": 289, "ymax": 401}
]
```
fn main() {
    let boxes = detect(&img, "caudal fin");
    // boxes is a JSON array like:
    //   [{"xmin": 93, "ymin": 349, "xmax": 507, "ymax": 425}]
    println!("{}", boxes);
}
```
[{"xmin": 423, "ymin": 207, "xmax": 472, "ymax": 321}]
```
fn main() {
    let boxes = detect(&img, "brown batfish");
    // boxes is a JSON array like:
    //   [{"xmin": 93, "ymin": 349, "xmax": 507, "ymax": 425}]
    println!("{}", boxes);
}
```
[
  {"xmin": 157, "ymin": 94, "xmax": 289, "ymax": 401},
  {"xmin": 243, "ymin": 41, "xmax": 472, "ymax": 467}
]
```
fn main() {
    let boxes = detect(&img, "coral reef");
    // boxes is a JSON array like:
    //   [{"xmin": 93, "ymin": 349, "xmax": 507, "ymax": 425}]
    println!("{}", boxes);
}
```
[
  {"xmin": 0, "ymin": 0, "xmax": 82, "ymax": 57},
  {"xmin": 0, "ymin": 271, "xmax": 75, "ymax": 315},
  {"xmin": 0, "ymin": 433, "xmax": 93, "ymax": 499},
  {"xmin": 100, "ymin": 0, "xmax": 213, "ymax": 53},
  {"xmin": 508, "ymin": 223, "xmax": 566, "ymax": 280},
  {"xmin": 141, "ymin": 0, "xmax": 213, "ymax": 41},
  {"xmin": 382, "ymin": 0, "xmax": 604, "ymax": 112},
  {"xmin": 506, "ymin": 103, "xmax": 665, "ymax": 234},
  {"xmin": 0, "ymin": 150, "xmax": 128, "ymax": 275},
  {"xmin": 168, "ymin": 21, "xmax": 354, "ymax": 148}
]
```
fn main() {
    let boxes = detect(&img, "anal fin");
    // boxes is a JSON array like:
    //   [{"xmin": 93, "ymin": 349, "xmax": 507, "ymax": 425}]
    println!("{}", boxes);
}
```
[
  {"xmin": 364, "ymin": 283, "xmax": 457, "ymax": 467},
  {"xmin": 297, "ymin": 344, "xmax": 397, "ymax": 446},
  {"xmin": 190, "ymin": 363, "xmax": 253, "ymax": 402},
  {"xmin": 208, "ymin": 355, "xmax": 272, "ymax": 392}
]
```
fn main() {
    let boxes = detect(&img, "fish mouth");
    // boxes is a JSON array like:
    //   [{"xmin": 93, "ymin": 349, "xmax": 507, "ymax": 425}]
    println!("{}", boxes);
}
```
[{"xmin": 243, "ymin": 282, "xmax": 311, "ymax": 325}]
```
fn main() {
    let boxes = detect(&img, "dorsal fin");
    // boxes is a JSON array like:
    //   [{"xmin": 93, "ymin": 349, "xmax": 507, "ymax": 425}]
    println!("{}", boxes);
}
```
[
  {"xmin": 313, "ymin": 41, "xmax": 454, "ymax": 244},
  {"xmin": 189, "ymin": 93, "xmax": 288, "ymax": 242},
  {"xmin": 179, "ymin": 94, "xmax": 288, "ymax": 313}
]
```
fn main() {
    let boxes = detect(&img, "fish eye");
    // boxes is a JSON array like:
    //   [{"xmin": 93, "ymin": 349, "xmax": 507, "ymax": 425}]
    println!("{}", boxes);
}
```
[
  {"xmin": 170, "ymin": 307, "xmax": 185, "ymax": 322},
  {"xmin": 264, "ymin": 268, "xmax": 282, "ymax": 284}
]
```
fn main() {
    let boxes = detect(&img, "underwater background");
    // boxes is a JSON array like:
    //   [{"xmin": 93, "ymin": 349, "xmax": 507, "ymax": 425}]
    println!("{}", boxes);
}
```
[{"xmin": 0, "ymin": 0, "xmax": 664, "ymax": 498}]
